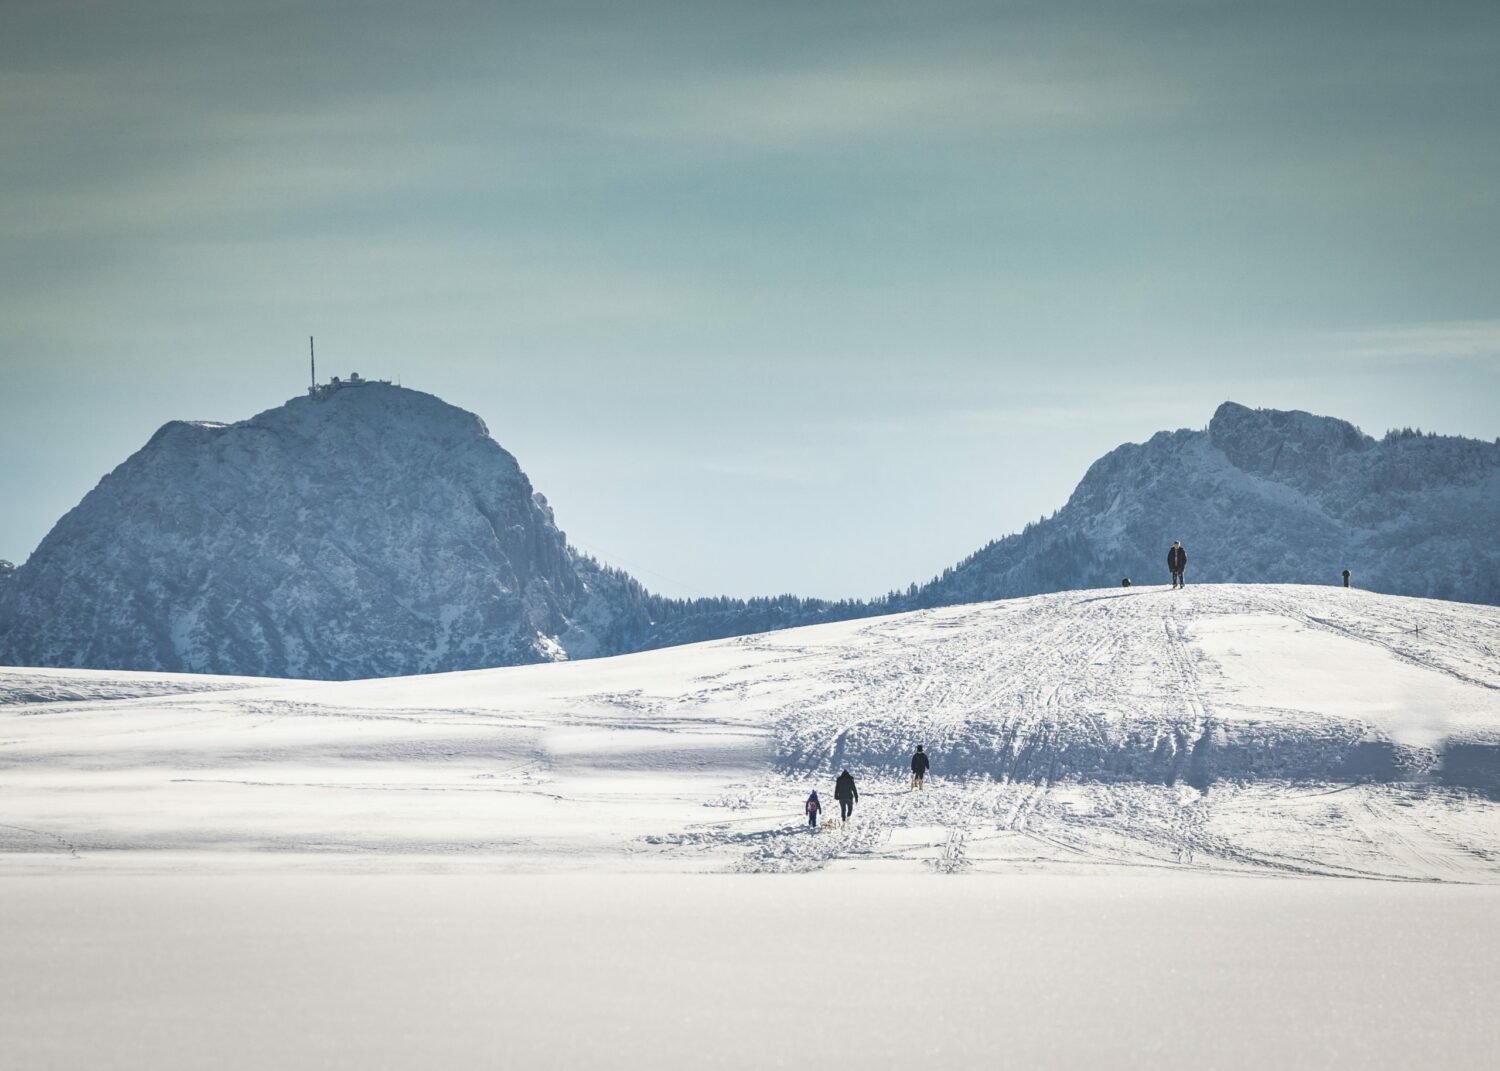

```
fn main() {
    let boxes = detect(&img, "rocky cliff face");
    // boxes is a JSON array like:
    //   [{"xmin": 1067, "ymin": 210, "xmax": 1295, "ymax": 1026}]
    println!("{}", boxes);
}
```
[
  {"xmin": 911, "ymin": 402, "xmax": 1500, "ymax": 606},
  {"xmin": 0, "ymin": 385, "xmax": 649, "ymax": 678}
]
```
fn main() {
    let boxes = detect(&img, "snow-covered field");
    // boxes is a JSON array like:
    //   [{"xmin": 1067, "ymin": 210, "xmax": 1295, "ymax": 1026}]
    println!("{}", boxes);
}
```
[
  {"xmin": 5, "ymin": 873, "xmax": 1497, "ymax": 1071},
  {"xmin": 3, "ymin": 583, "xmax": 1497, "ymax": 878},
  {"xmin": 4, "ymin": 584, "xmax": 1499, "ymax": 1068}
]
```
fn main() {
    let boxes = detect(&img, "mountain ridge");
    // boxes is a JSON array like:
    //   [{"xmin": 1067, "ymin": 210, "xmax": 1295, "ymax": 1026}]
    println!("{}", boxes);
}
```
[{"xmin": 1, "ymin": 389, "xmax": 1496, "ymax": 678}]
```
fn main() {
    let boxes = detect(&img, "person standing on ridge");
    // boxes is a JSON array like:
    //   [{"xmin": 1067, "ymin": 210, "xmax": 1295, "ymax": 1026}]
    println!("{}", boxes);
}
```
[
  {"xmin": 911, "ymin": 745, "xmax": 930, "ymax": 790},
  {"xmin": 805, "ymin": 790, "xmax": 821, "ymax": 830},
  {"xmin": 834, "ymin": 769, "xmax": 858, "ymax": 822},
  {"xmin": 1168, "ymin": 541, "xmax": 1188, "ymax": 589}
]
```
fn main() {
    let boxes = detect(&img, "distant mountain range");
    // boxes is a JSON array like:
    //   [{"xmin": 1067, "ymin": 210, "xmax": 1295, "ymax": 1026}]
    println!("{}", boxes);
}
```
[{"xmin": 1, "ymin": 385, "xmax": 1496, "ymax": 678}]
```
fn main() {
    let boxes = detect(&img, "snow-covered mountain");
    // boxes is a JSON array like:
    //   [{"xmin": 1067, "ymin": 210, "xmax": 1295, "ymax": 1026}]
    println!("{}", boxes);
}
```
[
  {"xmin": 0, "ymin": 384, "xmax": 659, "ymax": 678},
  {"xmin": 1, "ymin": 390, "xmax": 1496, "ymax": 679},
  {"xmin": 906, "ymin": 401, "xmax": 1500, "ymax": 607}
]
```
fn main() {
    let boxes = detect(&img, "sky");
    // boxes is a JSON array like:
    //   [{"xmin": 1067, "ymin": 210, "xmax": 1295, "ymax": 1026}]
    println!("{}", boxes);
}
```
[{"xmin": 2, "ymin": 0, "xmax": 1498, "ymax": 599}]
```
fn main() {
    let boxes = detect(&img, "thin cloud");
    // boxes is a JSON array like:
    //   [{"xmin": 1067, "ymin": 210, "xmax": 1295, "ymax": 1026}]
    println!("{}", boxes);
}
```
[
  {"xmin": 698, "ymin": 455, "xmax": 818, "ymax": 483},
  {"xmin": 0, "ymin": 92, "xmax": 465, "ymax": 239},
  {"xmin": 597, "ymin": 60, "xmax": 1178, "ymax": 149},
  {"xmin": 1324, "ymin": 321, "xmax": 1500, "ymax": 362},
  {"xmin": 832, "ymin": 394, "xmax": 1201, "ymax": 440}
]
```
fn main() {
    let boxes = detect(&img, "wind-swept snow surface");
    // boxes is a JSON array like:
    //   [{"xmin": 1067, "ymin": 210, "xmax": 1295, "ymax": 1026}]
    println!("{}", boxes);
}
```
[{"xmin": 2, "ymin": 584, "xmax": 1497, "ymax": 880}]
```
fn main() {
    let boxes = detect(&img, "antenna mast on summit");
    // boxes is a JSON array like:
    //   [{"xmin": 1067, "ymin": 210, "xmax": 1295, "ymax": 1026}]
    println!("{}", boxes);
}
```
[{"xmin": 309, "ymin": 336, "xmax": 316, "ymax": 389}]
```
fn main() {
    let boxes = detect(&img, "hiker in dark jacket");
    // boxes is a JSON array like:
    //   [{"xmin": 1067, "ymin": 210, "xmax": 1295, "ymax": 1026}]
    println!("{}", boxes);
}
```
[
  {"xmin": 805, "ymin": 790, "xmax": 821, "ymax": 829},
  {"xmin": 1168, "ymin": 541, "xmax": 1187, "ymax": 589},
  {"xmin": 834, "ymin": 769, "xmax": 858, "ymax": 821},
  {"xmin": 911, "ymin": 745, "xmax": 930, "ymax": 790}
]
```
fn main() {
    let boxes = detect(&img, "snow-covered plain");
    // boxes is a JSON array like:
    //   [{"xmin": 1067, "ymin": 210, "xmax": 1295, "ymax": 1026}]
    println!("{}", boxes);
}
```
[
  {"xmin": 3, "ymin": 583, "xmax": 1499, "ymax": 877},
  {"xmin": 5, "ymin": 874, "xmax": 1498, "ymax": 1071},
  {"xmin": 4, "ymin": 584, "xmax": 1500, "ymax": 1069}
]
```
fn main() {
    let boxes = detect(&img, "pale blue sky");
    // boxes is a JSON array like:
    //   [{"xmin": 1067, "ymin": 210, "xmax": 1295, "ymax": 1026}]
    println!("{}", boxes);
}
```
[{"xmin": 3, "ymin": 1, "xmax": 1498, "ymax": 598}]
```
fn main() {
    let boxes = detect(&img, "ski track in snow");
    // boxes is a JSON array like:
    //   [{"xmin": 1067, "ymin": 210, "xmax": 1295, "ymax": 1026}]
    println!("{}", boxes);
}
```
[{"xmin": 1, "ymin": 584, "xmax": 1498, "ymax": 880}]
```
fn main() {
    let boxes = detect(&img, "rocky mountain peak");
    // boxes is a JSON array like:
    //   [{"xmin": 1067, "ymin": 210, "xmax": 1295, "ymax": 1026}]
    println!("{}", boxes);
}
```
[
  {"xmin": 1208, "ymin": 401, "xmax": 1373, "ymax": 479},
  {"xmin": 0, "ymin": 386, "xmax": 624, "ymax": 679}
]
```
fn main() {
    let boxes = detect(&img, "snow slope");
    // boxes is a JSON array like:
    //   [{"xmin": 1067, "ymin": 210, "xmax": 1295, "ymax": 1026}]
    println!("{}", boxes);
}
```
[{"xmin": 2, "ymin": 584, "xmax": 1498, "ymax": 879}]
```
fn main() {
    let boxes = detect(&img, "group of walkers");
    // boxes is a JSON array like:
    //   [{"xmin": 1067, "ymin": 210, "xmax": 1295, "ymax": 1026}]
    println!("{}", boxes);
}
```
[{"xmin": 804, "ymin": 746, "xmax": 931, "ymax": 829}]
